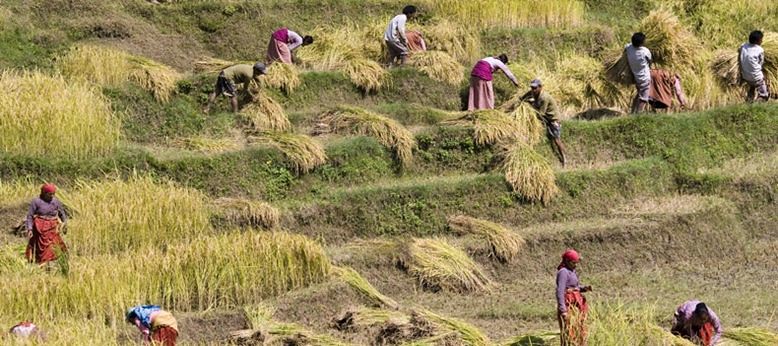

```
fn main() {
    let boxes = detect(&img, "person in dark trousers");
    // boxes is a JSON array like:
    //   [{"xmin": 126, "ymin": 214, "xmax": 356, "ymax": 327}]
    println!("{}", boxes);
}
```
[
  {"xmin": 521, "ymin": 78, "xmax": 567, "ymax": 167},
  {"xmin": 204, "ymin": 62, "xmax": 266, "ymax": 114}
]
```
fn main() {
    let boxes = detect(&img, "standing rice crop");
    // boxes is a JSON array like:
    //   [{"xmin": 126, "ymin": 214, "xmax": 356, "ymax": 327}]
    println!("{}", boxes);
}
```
[
  {"xmin": 253, "ymin": 132, "xmax": 328, "ymax": 174},
  {"xmin": 402, "ymin": 238, "xmax": 491, "ymax": 292},
  {"xmin": 0, "ymin": 70, "xmax": 120, "ymax": 159},
  {"xmin": 0, "ymin": 179, "xmax": 40, "ymax": 207},
  {"xmin": 59, "ymin": 176, "xmax": 211, "ymax": 255},
  {"xmin": 344, "ymin": 58, "xmax": 388, "ymax": 93},
  {"xmin": 212, "ymin": 197, "xmax": 280, "ymax": 229},
  {"xmin": 422, "ymin": 0, "xmax": 584, "ymax": 30},
  {"xmin": 500, "ymin": 142, "xmax": 559, "ymax": 204},
  {"xmin": 421, "ymin": 20, "xmax": 482, "ymax": 64},
  {"xmin": 409, "ymin": 50, "xmax": 465, "ymax": 85},
  {"xmin": 417, "ymin": 309, "xmax": 491, "ymax": 346},
  {"xmin": 446, "ymin": 215, "xmax": 525, "ymax": 263},
  {"xmin": 588, "ymin": 303, "xmax": 696, "ymax": 346},
  {"xmin": 241, "ymin": 91, "xmax": 291, "ymax": 133},
  {"xmin": 264, "ymin": 63, "xmax": 301, "ymax": 94},
  {"xmin": 333, "ymin": 266, "xmax": 398, "ymax": 309},
  {"xmin": 318, "ymin": 106, "xmax": 414, "ymax": 167}
]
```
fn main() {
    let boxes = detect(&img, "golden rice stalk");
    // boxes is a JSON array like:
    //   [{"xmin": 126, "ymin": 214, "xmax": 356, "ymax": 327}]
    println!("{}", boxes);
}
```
[
  {"xmin": 241, "ymin": 92, "xmax": 291, "ymax": 133},
  {"xmin": 0, "ymin": 180, "xmax": 41, "ymax": 207},
  {"xmin": 500, "ymin": 142, "xmax": 559, "ymax": 204},
  {"xmin": 417, "ymin": 309, "xmax": 490, "ymax": 346},
  {"xmin": 264, "ymin": 62, "xmax": 301, "ymax": 94},
  {"xmin": 344, "ymin": 58, "xmax": 388, "ymax": 92},
  {"xmin": 446, "ymin": 215, "xmax": 525, "ymax": 263},
  {"xmin": 333, "ymin": 266, "xmax": 399, "ymax": 309},
  {"xmin": 409, "ymin": 50, "xmax": 465, "ymax": 85},
  {"xmin": 57, "ymin": 44, "xmax": 132, "ymax": 86},
  {"xmin": 604, "ymin": 49, "xmax": 635, "ymax": 86},
  {"xmin": 449, "ymin": 110, "xmax": 527, "ymax": 146},
  {"xmin": 295, "ymin": 26, "xmax": 362, "ymax": 71},
  {"xmin": 638, "ymin": 9, "xmax": 702, "ymax": 69},
  {"xmin": 422, "ymin": 0, "xmax": 584, "ymax": 30},
  {"xmin": 508, "ymin": 103, "xmax": 545, "ymax": 146},
  {"xmin": 254, "ymin": 132, "xmax": 328, "ymax": 174},
  {"xmin": 193, "ymin": 57, "xmax": 250, "ymax": 73},
  {"xmin": 404, "ymin": 238, "xmax": 491, "ymax": 292},
  {"xmin": 710, "ymin": 50, "xmax": 741, "ymax": 89},
  {"xmin": 759, "ymin": 32, "xmax": 778, "ymax": 94},
  {"xmin": 724, "ymin": 327, "xmax": 778, "ymax": 346},
  {"xmin": 180, "ymin": 135, "xmax": 242, "ymax": 154},
  {"xmin": 319, "ymin": 105, "xmax": 414, "ymax": 167},
  {"xmin": 212, "ymin": 197, "xmax": 280, "ymax": 229},
  {"xmin": 421, "ymin": 20, "xmax": 482, "ymax": 64},
  {"xmin": 0, "ymin": 70, "xmax": 120, "ymax": 159},
  {"xmin": 127, "ymin": 56, "xmax": 182, "ymax": 102},
  {"xmin": 350, "ymin": 307, "xmax": 410, "ymax": 327},
  {"xmin": 501, "ymin": 331, "xmax": 559, "ymax": 346}
]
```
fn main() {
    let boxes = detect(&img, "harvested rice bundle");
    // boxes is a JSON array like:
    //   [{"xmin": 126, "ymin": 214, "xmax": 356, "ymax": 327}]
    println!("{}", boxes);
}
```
[
  {"xmin": 558, "ymin": 54, "xmax": 627, "ymax": 109},
  {"xmin": 507, "ymin": 103, "xmax": 545, "ymax": 146},
  {"xmin": 501, "ymin": 331, "xmax": 559, "ymax": 346},
  {"xmin": 319, "ymin": 105, "xmax": 414, "ymax": 167},
  {"xmin": 241, "ymin": 92, "xmax": 291, "ymax": 133},
  {"xmin": 446, "ymin": 215, "xmax": 525, "ymax": 263},
  {"xmin": 402, "ymin": 238, "xmax": 491, "ymax": 292},
  {"xmin": 193, "ymin": 57, "xmax": 251, "ymax": 73},
  {"xmin": 180, "ymin": 135, "xmax": 242, "ymax": 154},
  {"xmin": 127, "ymin": 56, "xmax": 182, "ymax": 103},
  {"xmin": 409, "ymin": 50, "xmax": 465, "ymax": 85},
  {"xmin": 58, "ymin": 44, "xmax": 132, "ymax": 86},
  {"xmin": 295, "ymin": 26, "xmax": 362, "ymax": 71},
  {"xmin": 604, "ymin": 49, "xmax": 634, "ymax": 86},
  {"xmin": 638, "ymin": 10, "xmax": 702, "ymax": 68},
  {"xmin": 264, "ymin": 63, "xmax": 301, "ymax": 94},
  {"xmin": 422, "ymin": 20, "xmax": 482, "ymax": 64},
  {"xmin": 757, "ymin": 32, "xmax": 778, "ymax": 93},
  {"xmin": 500, "ymin": 142, "xmax": 559, "ymax": 204},
  {"xmin": 417, "ymin": 309, "xmax": 490, "ymax": 346},
  {"xmin": 344, "ymin": 58, "xmax": 388, "ymax": 93},
  {"xmin": 711, "ymin": 32, "xmax": 778, "ymax": 94},
  {"xmin": 450, "ymin": 110, "xmax": 527, "ymax": 146},
  {"xmin": 254, "ymin": 132, "xmax": 327, "ymax": 174},
  {"xmin": 333, "ymin": 266, "xmax": 399, "ymax": 309},
  {"xmin": 711, "ymin": 50, "xmax": 741, "ymax": 89},
  {"xmin": 212, "ymin": 197, "xmax": 280, "ymax": 229},
  {"xmin": 724, "ymin": 327, "xmax": 778, "ymax": 346}
]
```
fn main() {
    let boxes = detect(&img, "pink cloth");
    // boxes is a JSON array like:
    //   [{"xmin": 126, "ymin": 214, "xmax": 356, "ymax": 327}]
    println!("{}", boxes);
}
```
[
  {"xmin": 467, "ymin": 76, "xmax": 494, "ymax": 110},
  {"xmin": 471, "ymin": 60, "xmax": 494, "ymax": 81},
  {"xmin": 267, "ymin": 36, "xmax": 292, "ymax": 64},
  {"xmin": 272, "ymin": 28, "xmax": 289, "ymax": 43}
]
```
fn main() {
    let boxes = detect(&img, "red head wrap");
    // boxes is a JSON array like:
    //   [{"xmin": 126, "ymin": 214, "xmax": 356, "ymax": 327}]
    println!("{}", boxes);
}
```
[
  {"xmin": 41, "ymin": 183, "xmax": 57, "ymax": 194},
  {"xmin": 558, "ymin": 249, "xmax": 580, "ymax": 270}
]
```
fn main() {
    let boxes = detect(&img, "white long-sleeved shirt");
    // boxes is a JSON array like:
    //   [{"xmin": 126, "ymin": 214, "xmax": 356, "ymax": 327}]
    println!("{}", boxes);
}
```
[
  {"xmin": 287, "ymin": 30, "xmax": 303, "ymax": 51},
  {"xmin": 625, "ymin": 44, "xmax": 652, "ymax": 84},
  {"xmin": 384, "ymin": 14, "xmax": 408, "ymax": 43},
  {"xmin": 739, "ymin": 43, "xmax": 765, "ymax": 83},
  {"xmin": 481, "ymin": 57, "xmax": 518, "ymax": 85}
]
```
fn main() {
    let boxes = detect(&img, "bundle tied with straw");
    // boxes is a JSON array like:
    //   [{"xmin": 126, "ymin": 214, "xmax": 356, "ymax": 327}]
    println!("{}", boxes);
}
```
[
  {"xmin": 318, "ymin": 105, "xmax": 414, "ymax": 167},
  {"xmin": 241, "ymin": 91, "xmax": 291, "ymax": 133},
  {"xmin": 500, "ymin": 142, "xmax": 559, "ymax": 204},
  {"xmin": 409, "ymin": 50, "xmax": 465, "ymax": 85}
]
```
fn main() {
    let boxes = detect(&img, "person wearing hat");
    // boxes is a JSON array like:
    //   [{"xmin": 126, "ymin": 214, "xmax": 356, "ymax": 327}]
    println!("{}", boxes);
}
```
[
  {"xmin": 556, "ymin": 249, "xmax": 591, "ymax": 346},
  {"xmin": 204, "ymin": 62, "xmax": 267, "ymax": 114},
  {"xmin": 671, "ymin": 300, "xmax": 722, "ymax": 346},
  {"xmin": 521, "ymin": 78, "xmax": 567, "ymax": 167},
  {"xmin": 468, "ymin": 54, "xmax": 519, "ymax": 110},
  {"xmin": 126, "ymin": 305, "xmax": 179, "ymax": 346},
  {"xmin": 25, "ymin": 183, "xmax": 68, "ymax": 265},
  {"xmin": 266, "ymin": 27, "xmax": 314, "ymax": 65}
]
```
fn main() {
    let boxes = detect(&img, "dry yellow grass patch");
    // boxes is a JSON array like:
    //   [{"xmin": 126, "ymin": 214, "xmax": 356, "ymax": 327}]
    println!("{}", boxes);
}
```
[
  {"xmin": 500, "ymin": 143, "xmax": 559, "ymax": 204},
  {"xmin": 402, "ymin": 238, "xmax": 491, "ymax": 292},
  {"xmin": 447, "ymin": 215, "xmax": 525, "ymax": 263},
  {"xmin": 612, "ymin": 195, "xmax": 732, "ymax": 217}
]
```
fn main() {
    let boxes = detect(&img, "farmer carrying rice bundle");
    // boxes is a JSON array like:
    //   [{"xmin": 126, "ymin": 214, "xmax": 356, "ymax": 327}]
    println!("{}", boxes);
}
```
[
  {"xmin": 384, "ymin": 5, "xmax": 418, "ymax": 65},
  {"xmin": 468, "ymin": 54, "xmax": 519, "ymax": 110},
  {"xmin": 671, "ymin": 300, "xmax": 722, "ymax": 346},
  {"xmin": 556, "ymin": 249, "xmax": 591, "ymax": 346},
  {"xmin": 520, "ymin": 78, "xmax": 567, "ymax": 167},
  {"xmin": 626, "ymin": 32, "xmax": 653, "ymax": 113},
  {"xmin": 649, "ymin": 69, "xmax": 688, "ymax": 111},
  {"xmin": 204, "ymin": 62, "xmax": 266, "ymax": 114},
  {"xmin": 266, "ymin": 27, "xmax": 313, "ymax": 65},
  {"xmin": 127, "ymin": 305, "xmax": 179, "ymax": 346},
  {"xmin": 25, "ymin": 184, "xmax": 68, "ymax": 265},
  {"xmin": 739, "ymin": 30, "xmax": 769, "ymax": 102}
]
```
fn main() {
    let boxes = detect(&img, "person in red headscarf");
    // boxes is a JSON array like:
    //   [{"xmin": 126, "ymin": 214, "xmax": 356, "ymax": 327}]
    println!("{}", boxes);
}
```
[
  {"xmin": 556, "ymin": 249, "xmax": 591, "ymax": 346},
  {"xmin": 25, "ymin": 184, "xmax": 68, "ymax": 265}
]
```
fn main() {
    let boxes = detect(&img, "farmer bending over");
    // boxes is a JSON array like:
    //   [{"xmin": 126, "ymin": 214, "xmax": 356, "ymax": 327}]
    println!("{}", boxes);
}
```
[
  {"xmin": 521, "ymin": 79, "xmax": 567, "ymax": 167},
  {"xmin": 204, "ymin": 62, "xmax": 266, "ymax": 114},
  {"xmin": 127, "ymin": 305, "xmax": 179, "ymax": 346},
  {"xmin": 671, "ymin": 301, "xmax": 722, "ymax": 346},
  {"xmin": 467, "ymin": 54, "xmax": 519, "ymax": 110},
  {"xmin": 267, "ymin": 27, "xmax": 313, "ymax": 65},
  {"xmin": 384, "ymin": 5, "xmax": 418, "ymax": 66},
  {"xmin": 739, "ymin": 30, "xmax": 769, "ymax": 102}
]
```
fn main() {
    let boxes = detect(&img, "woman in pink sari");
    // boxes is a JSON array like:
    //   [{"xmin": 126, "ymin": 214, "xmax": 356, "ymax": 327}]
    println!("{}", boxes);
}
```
[
  {"xmin": 266, "ymin": 27, "xmax": 313, "ymax": 64},
  {"xmin": 468, "ymin": 54, "xmax": 519, "ymax": 110}
]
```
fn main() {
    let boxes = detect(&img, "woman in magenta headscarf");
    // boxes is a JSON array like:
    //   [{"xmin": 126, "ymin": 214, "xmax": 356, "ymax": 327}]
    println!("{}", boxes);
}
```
[
  {"xmin": 25, "ymin": 184, "xmax": 68, "ymax": 264},
  {"xmin": 556, "ymin": 249, "xmax": 592, "ymax": 346},
  {"xmin": 467, "ymin": 54, "xmax": 519, "ymax": 110},
  {"xmin": 266, "ymin": 27, "xmax": 313, "ymax": 64}
]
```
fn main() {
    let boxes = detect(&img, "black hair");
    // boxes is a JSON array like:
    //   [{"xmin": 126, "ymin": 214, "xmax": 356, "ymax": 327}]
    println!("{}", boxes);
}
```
[
  {"xmin": 303, "ymin": 35, "xmax": 314, "ymax": 45},
  {"xmin": 402, "ymin": 5, "xmax": 417, "ymax": 16},
  {"xmin": 693, "ymin": 303, "xmax": 709, "ymax": 317},
  {"xmin": 749, "ymin": 30, "xmax": 764, "ymax": 44},
  {"xmin": 498, "ymin": 54, "xmax": 509, "ymax": 64},
  {"xmin": 631, "ymin": 32, "xmax": 646, "ymax": 47},
  {"xmin": 125, "ymin": 311, "xmax": 137, "ymax": 323}
]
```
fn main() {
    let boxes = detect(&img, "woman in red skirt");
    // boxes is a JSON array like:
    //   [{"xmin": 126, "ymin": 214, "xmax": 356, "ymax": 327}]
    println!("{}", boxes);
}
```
[
  {"xmin": 556, "ymin": 249, "xmax": 592, "ymax": 346},
  {"xmin": 25, "ymin": 183, "xmax": 68, "ymax": 265}
]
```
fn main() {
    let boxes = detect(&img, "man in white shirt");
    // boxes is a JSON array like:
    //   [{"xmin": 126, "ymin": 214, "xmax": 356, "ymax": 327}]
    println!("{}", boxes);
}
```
[
  {"xmin": 384, "ymin": 5, "xmax": 417, "ymax": 66},
  {"xmin": 625, "ymin": 32, "xmax": 652, "ymax": 113},
  {"xmin": 739, "ymin": 30, "xmax": 769, "ymax": 102}
]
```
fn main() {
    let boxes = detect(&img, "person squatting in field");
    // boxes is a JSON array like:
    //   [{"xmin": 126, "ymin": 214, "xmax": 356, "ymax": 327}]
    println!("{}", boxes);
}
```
[
  {"xmin": 649, "ymin": 69, "xmax": 688, "ymax": 111},
  {"xmin": 556, "ymin": 249, "xmax": 592, "ymax": 346},
  {"xmin": 204, "ymin": 62, "xmax": 267, "ymax": 114},
  {"xmin": 671, "ymin": 301, "xmax": 722, "ymax": 346},
  {"xmin": 127, "ymin": 305, "xmax": 179, "ymax": 346},
  {"xmin": 25, "ymin": 183, "xmax": 68, "ymax": 266},
  {"xmin": 520, "ymin": 78, "xmax": 568, "ymax": 167},
  {"xmin": 266, "ymin": 27, "xmax": 314, "ymax": 65},
  {"xmin": 384, "ymin": 5, "xmax": 418, "ymax": 66},
  {"xmin": 468, "ymin": 54, "xmax": 519, "ymax": 110},
  {"xmin": 739, "ymin": 30, "xmax": 769, "ymax": 102},
  {"xmin": 625, "ymin": 32, "xmax": 653, "ymax": 113}
]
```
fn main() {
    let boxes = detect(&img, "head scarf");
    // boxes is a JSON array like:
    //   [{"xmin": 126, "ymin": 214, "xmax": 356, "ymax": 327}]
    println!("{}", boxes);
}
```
[
  {"xmin": 558, "ymin": 249, "xmax": 580, "ymax": 270},
  {"xmin": 41, "ymin": 183, "xmax": 57, "ymax": 194}
]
